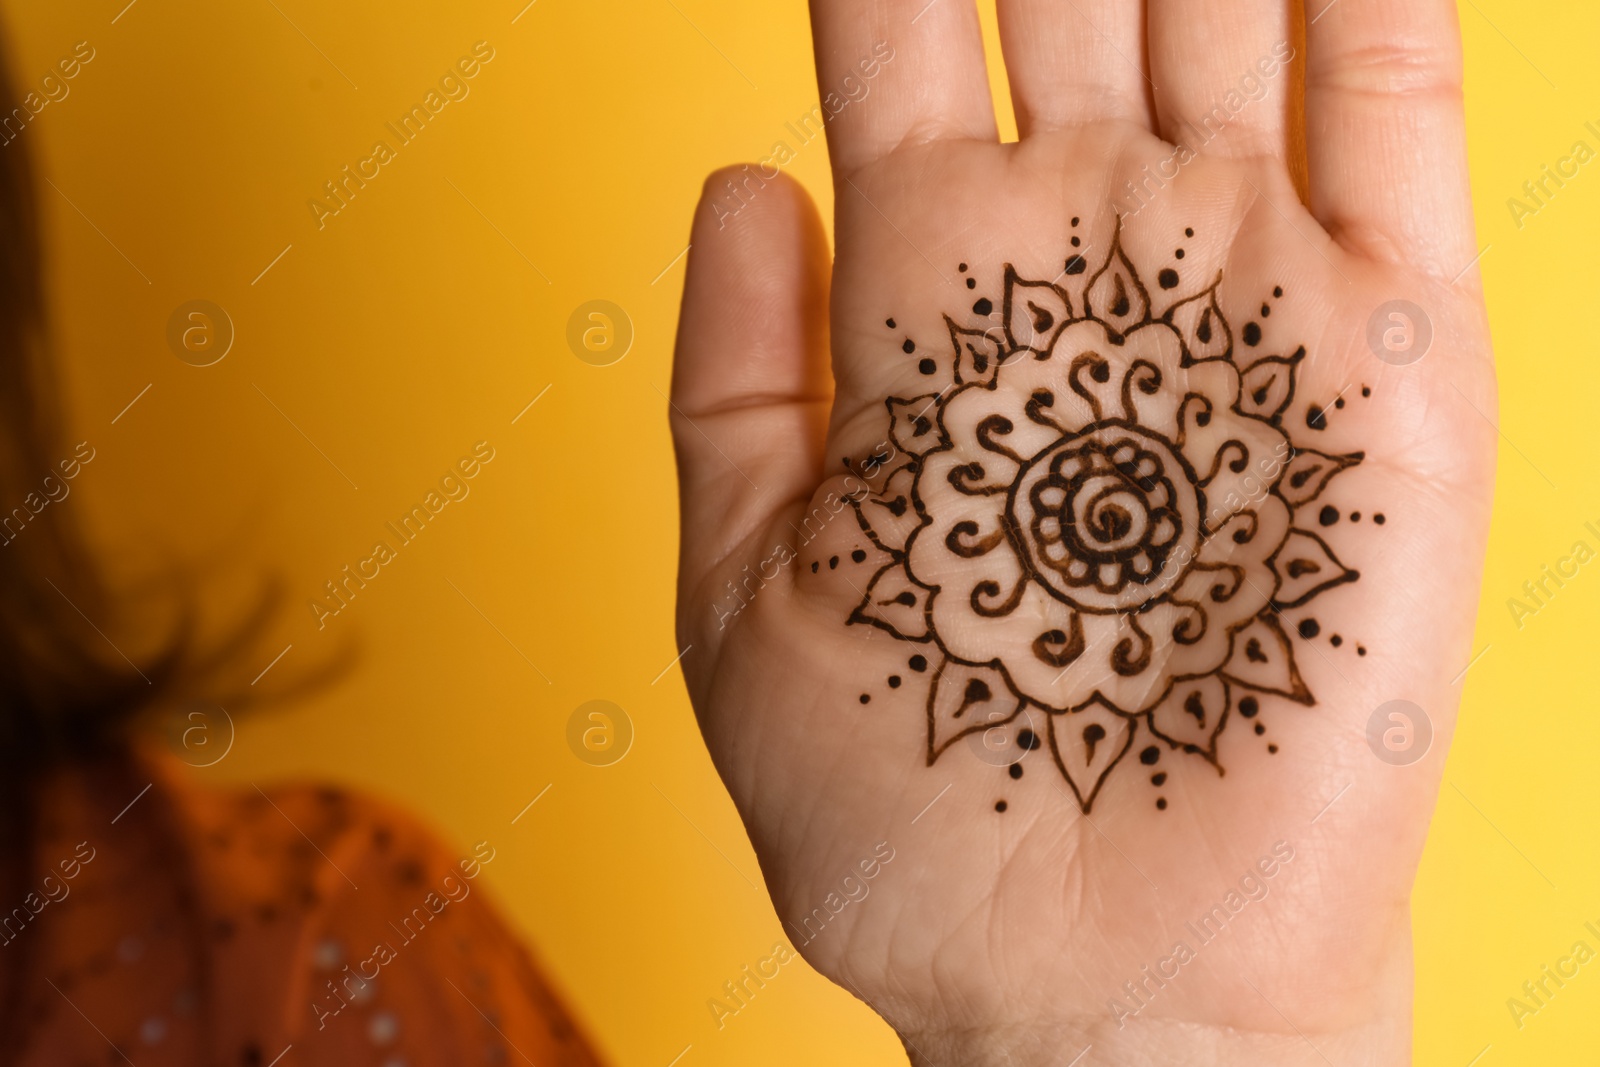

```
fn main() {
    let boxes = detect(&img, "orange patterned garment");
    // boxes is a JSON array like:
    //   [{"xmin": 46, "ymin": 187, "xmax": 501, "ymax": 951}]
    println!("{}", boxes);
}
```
[{"xmin": 6, "ymin": 749, "xmax": 603, "ymax": 1066}]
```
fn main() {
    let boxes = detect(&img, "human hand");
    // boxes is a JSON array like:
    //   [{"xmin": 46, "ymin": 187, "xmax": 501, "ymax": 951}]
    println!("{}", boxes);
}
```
[{"xmin": 671, "ymin": 0, "xmax": 1492, "ymax": 1062}]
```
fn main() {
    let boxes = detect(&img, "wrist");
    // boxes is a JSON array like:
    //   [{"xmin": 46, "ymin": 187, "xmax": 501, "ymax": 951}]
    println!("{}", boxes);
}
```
[
  {"xmin": 901, "ymin": 1012, "xmax": 1410, "ymax": 1067},
  {"xmin": 896, "ymin": 939, "xmax": 1414, "ymax": 1067}
]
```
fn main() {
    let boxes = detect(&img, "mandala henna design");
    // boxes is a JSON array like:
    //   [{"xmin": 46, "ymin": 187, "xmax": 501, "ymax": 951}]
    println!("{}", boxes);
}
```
[{"xmin": 848, "ymin": 224, "xmax": 1367, "ymax": 812}]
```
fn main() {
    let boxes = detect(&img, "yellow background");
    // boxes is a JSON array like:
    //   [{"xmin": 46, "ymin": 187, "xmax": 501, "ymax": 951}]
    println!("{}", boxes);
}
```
[{"xmin": 6, "ymin": 0, "xmax": 1594, "ymax": 1063}]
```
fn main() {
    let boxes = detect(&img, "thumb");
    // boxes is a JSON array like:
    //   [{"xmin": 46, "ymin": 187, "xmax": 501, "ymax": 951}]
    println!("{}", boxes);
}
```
[{"xmin": 670, "ymin": 166, "xmax": 832, "ymax": 654}]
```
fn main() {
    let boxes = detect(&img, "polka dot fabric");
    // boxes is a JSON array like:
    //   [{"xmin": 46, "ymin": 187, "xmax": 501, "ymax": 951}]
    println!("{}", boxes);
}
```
[{"xmin": 10, "ymin": 750, "xmax": 603, "ymax": 1066}]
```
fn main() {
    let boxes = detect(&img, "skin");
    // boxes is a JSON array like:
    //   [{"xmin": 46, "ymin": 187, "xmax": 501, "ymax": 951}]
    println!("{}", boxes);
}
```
[{"xmin": 670, "ymin": 1, "xmax": 1494, "ymax": 1063}]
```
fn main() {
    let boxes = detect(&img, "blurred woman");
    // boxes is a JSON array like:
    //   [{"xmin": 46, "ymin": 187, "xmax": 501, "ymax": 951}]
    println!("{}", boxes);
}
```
[{"xmin": 0, "ymin": 31, "xmax": 603, "ymax": 1067}]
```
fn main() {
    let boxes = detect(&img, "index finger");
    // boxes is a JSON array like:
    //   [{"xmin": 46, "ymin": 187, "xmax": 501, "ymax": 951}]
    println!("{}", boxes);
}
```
[
  {"xmin": 809, "ymin": 0, "xmax": 997, "ymax": 178},
  {"xmin": 1305, "ymin": 0, "xmax": 1477, "ymax": 278}
]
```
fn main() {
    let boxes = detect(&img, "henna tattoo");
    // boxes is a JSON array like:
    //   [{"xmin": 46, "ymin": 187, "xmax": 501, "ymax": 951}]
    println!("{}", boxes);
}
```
[
  {"xmin": 970, "ymin": 575, "xmax": 1027, "ymax": 617},
  {"xmin": 945, "ymin": 520, "xmax": 1005, "ymax": 558},
  {"xmin": 1032, "ymin": 615, "xmax": 1086, "ymax": 668},
  {"xmin": 846, "ymin": 223, "xmax": 1371, "ymax": 812}
]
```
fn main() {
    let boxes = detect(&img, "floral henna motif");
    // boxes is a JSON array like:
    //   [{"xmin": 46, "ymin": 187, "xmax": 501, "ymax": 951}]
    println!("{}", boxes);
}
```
[{"xmin": 848, "ymin": 225, "xmax": 1365, "ymax": 812}]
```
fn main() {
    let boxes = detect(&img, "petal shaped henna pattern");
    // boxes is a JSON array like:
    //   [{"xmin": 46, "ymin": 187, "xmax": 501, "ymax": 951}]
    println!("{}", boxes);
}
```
[{"xmin": 849, "ymin": 232, "xmax": 1367, "ymax": 812}]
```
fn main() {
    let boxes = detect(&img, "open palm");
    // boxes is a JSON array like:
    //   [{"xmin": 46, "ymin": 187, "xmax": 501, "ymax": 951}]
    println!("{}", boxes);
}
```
[{"xmin": 671, "ymin": 0, "xmax": 1492, "ymax": 1062}]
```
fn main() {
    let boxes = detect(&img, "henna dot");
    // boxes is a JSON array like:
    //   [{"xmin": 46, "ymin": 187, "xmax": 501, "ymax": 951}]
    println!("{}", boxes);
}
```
[
  {"xmin": 958, "ymin": 263, "xmax": 968, "ymax": 272},
  {"xmin": 1064, "ymin": 255, "xmax": 1087, "ymax": 275},
  {"xmin": 1151, "ymin": 772, "xmax": 1167, "ymax": 786},
  {"xmin": 1374, "ymin": 513, "xmax": 1386, "ymax": 525},
  {"xmin": 1195, "ymin": 411, "xmax": 1211, "ymax": 427},
  {"xmin": 1318, "ymin": 505, "xmax": 1339, "ymax": 527},
  {"xmin": 1071, "ymin": 216, "xmax": 1080, "ymax": 227},
  {"xmin": 1254, "ymin": 723, "xmax": 1266, "ymax": 735},
  {"xmin": 1008, "ymin": 763, "xmax": 1023, "ymax": 780},
  {"xmin": 1242, "ymin": 323, "xmax": 1263, "ymax": 347},
  {"xmin": 851, "ymin": 549, "xmax": 867, "ymax": 563},
  {"xmin": 919, "ymin": 358, "xmax": 937, "ymax": 375},
  {"xmin": 1357, "ymin": 645, "xmax": 1368, "ymax": 656},
  {"xmin": 1298, "ymin": 618, "xmax": 1321, "ymax": 639},
  {"xmin": 828, "ymin": 556, "xmax": 839, "ymax": 569},
  {"xmin": 1238, "ymin": 696, "xmax": 1259, "ymax": 718},
  {"xmin": 1139, "ymin": 745, "xmax": 1161, "ymax": 766},
  {"xmin": 1017, "ymin": 729, "xmax": 1041, "ymax": 751},
  {"xmin": 1351, "ymin": 512, "xmax": 1361, "ymax": 522},
  {"xmin": 1158, "ymin": 269, "xmax": 1179, "ymax": 290},
  {"xmin": 1268, "ymin": 744, "xmax": 1279, "ymax": 754},
  {"xmin": 994, "ymin": 800, "xmax": 1008, "ymax": 813},
  {"xmin": 1362, "ymin": 386, "xmax": 1372, "ymax": 397},
  {"xmin": 810, "ymin": 561, "xmax": 819, "ymax": 574},
  {"xmin": 1185, "ymin": 227, "xmax": 1194, "ymax": 237},
  {"xmin": 1071, "ymin": 236, "xmax": 1082, "ymax": 248},
  {"xmin": 1330, "ymin": 634, "xmax": 1343, "ymax": 647},
  {"xmin": 966, "ymin": 277, "xmax": 977, "ymax": 289},
  {"xmin": 859, "ymin": 694, "xmax": 870, "ymax": 705},
  {"xmin": 1090, "ymin": 362, "xmax": 1111, "ymax": 383},
  {"xmin": 1306, "ymin": 404, "xmax": 1327, "ymax": 430},
  {"xmin": 882, "ymin": 678, "xmax": 899, "ymax": 692},
  {"xmin": 1334, "ymin": 397, "xmax": 1346, "ymax": 409},
  {"xmin": 885, "ymin": 319, "xmax": 896, "ymax": 330},
  {"xmin": 1261, "ymin": 304, "xmax": 1271, "ymax": 317},
  {"xmin": 1156, "ymin": 798, "xmax": 1167, "ymax": 810},
  {"xmin": 1175, "ymin": 248, "xmax": 1185, "ymax": 259},
  {"xmin": 1273, "ymin": 286, "xmax": 1283, "ymax": 297},
  {"xmin": 973, "ymin": 298, "xmax": 994, "ymax": 316},
  {"xmin": 909, "ymin": 654, "xmax": 928, "ymax": 672},
  {"xmin": 902, "ymin": 339, "xmax": 916, "ymax": 354}
]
